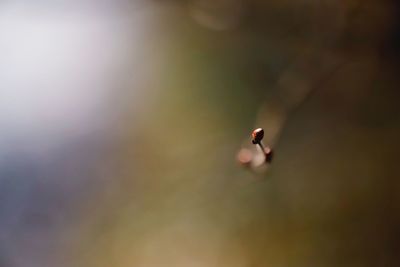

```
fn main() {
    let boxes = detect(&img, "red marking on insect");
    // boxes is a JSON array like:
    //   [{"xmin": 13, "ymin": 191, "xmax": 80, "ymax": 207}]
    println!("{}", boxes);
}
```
[{"xmin": 252, "ymin": 128, "xmax": 264, "ymax": 144}]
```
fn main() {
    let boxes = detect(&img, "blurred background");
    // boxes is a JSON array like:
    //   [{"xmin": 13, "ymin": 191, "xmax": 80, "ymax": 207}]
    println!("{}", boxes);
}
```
[{"xmin": 0, "ymin": 0, "xmax": 399, "ymax": 266}]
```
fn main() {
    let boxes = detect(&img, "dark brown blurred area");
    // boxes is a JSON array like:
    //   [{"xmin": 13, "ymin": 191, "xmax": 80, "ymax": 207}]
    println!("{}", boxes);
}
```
[{"xmin": 0, "ymin": 0, "xmax": 399, "ymax": 267}]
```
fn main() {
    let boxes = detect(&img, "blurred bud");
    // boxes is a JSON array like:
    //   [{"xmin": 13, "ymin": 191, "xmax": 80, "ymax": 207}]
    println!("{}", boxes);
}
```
[
  {"xmin": 236, "ymin": 148, "xmax": 253, "ymax": 167},
  {"xmin": 188, "ymin": 0, "xmax": 245, "ymax": 31}
]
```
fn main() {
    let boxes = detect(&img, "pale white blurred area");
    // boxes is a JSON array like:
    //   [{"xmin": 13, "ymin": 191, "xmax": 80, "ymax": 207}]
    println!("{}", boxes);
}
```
[
  {"xmin": 0, "ymin": 0, "xmax": 154, "ymax": 154},
  {"xmin": 0, "ymin": 1, "xmax": 164, "ymax": 267}
]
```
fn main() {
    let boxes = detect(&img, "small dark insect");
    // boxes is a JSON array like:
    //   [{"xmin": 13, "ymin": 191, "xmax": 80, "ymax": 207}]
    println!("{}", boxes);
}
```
[
  {"xmin": 251, "ymin": 128, "xmax": 264, "ymax": 144},
  {"xmin": 251, "ymin": 128, "xmax": 273, "ymax": 164},
  {"xmin": 237, "ymin": 128, "xmax": 273, "ymax": 170}
]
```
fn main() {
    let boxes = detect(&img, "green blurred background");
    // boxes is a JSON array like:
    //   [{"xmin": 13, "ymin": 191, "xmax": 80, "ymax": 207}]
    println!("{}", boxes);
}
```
[{"xmin": 0, "ymin": 0, "xmax": 399, "ymax": 266}]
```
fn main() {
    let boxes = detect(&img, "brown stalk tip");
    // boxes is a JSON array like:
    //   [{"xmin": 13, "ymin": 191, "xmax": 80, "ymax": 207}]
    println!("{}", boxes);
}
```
[
  {"xmin": 251, "ymin": 128, "xmax": 264, "ymax": 144},
  {"xmin": 264, "ymin": 146, "xmax": 273, "ymax": 163}
]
